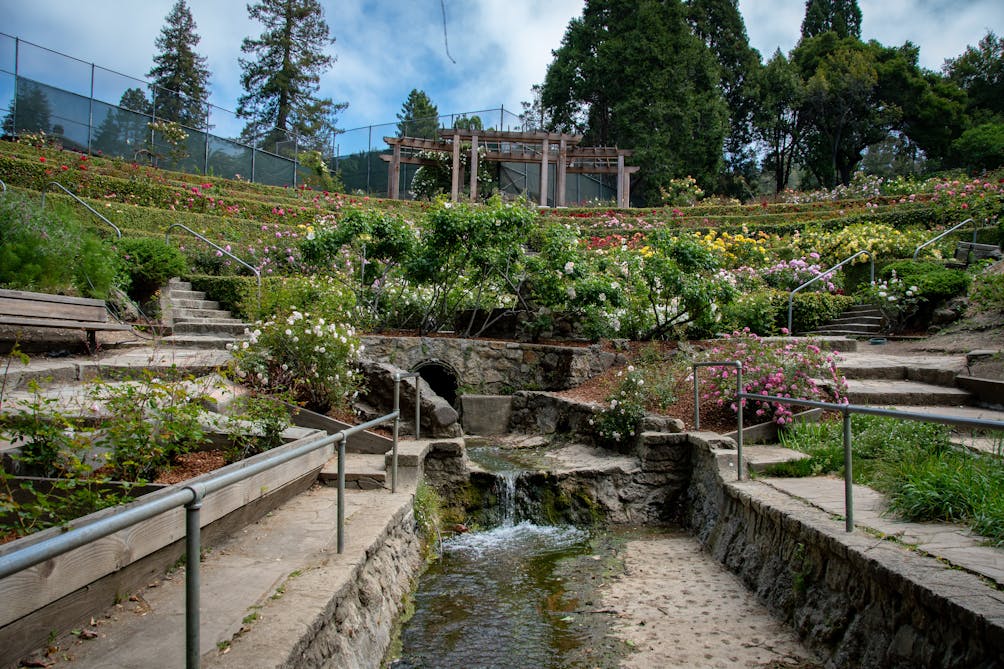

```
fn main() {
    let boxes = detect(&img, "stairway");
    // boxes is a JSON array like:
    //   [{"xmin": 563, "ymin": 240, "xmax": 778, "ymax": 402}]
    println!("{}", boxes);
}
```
[
  {"xmin": 159, "ymin": 278, "xmax": 250, "ymax": 348},
  {"xmin": 806, "ymin": 304, "xmax": 884, "ymax": 338}
]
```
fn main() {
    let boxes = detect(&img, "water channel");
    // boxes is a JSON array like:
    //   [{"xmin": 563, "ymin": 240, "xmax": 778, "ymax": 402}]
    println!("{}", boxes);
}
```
[{"xmin": 387, "ymin": 445, "xmax": 823, "ymax": 668}]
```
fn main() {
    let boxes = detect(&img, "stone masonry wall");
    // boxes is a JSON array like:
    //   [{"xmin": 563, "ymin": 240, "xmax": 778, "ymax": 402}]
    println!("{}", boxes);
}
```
[
  {"xmin": 361, "ymin": 336, "xmax": 626, "ymax": 394},
  {"xmin": 683, "ymin": 437, "xmax": 1004, "ymax": 668}
]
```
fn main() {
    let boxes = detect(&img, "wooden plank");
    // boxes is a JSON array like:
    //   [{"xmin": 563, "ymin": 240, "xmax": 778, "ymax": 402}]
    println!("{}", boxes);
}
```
[
  {"xmin": 0, "ymin": 315, "xmax": 130, "ymax": 331},
  {"xmin": 0, "ymin": 434, "xmax": 329, "ymax": 626},
  {"xmin": 0, "ymin": 296, "xmax": 107, "ymax": 322},
  {"xmin": 0, "ymin": 289, "xmax": 107, "ymax": 308}
]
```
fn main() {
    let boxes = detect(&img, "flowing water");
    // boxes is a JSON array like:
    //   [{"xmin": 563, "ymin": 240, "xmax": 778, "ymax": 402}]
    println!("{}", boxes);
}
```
[{"xmin": 389, "ymin": 452, "xmax": 622, "ymax": 668}]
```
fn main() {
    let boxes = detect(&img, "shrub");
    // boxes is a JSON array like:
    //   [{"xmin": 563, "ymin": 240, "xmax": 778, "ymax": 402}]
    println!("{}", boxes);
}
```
[
  {"xmin": 592, "ymin": 366, "xmax": 647, "ymax": 452},
  {"xmin": 228, "ymin": 308, "xmax": 362, "ymax": 413},
  {"xmin": 694, "ymin": 329, "xmax": 847, "ymax": 425},
  {"xmin": 94, "ymin": 374, "xmax": 211, "ymax": 481},
  {"xmin": 0, "ymin": 193, "xmax": 119, "ymax": 297},
  {"xmin": 969, "ymin": 273, "xmax": 1004, "ymax": 314},
  {"xmin": 880, "ymin": 260, "xmax": 969, "ymax": 303},
  {"xmin": 114, "ymin": 236, "xmax": 188, "ymax": 303}
]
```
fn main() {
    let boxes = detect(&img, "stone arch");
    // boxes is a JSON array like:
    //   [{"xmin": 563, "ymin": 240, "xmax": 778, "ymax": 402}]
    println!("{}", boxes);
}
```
[{"xmin": 413, "ymin": 359, "xmax": 461, "ymax": 406}]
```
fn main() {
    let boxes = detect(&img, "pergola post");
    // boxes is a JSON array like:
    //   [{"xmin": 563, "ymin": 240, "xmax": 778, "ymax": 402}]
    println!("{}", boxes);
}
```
[
  {"xmin": 469, "ymin": 133, "xmax": 479, "ymax": 202},
  {"xmin": 388, "ymin": 142, "xmax": 401, "ymax": 199},
  {"xmin": 540, "ymin": 138, "xmax": 550, "ymax": 207},
  {"xmin": 556, "ymin": 138, "xmax": 567, "ymax": 207},
  {"xmin": 450, "ymin": 133, "xmax": 461, "ymax": 202},
  {"xmin": 616, "ymin": 154, "xmax": 625, "ymax": 208}
]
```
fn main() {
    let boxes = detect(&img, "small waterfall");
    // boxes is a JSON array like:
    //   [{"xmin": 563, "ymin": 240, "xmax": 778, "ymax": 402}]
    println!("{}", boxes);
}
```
[{"xmin": 493, "ymin": 470, "xmax": 519, "ymax": 527}]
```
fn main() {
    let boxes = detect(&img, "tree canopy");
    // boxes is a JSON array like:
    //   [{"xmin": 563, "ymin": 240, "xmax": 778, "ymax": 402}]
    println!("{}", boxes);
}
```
[
  {"xmin": 148, "ymin": 0, "xmax": 211, "ymax": 129},
  {"xmin": 800, "ymin": 0, "xmax": 862, "ymax": 40},
  {"xmin": 397, "ymin": 89, "xmax": 440, "ymax": 139},
  {"xmin": 540, "ymin": 0, "xmax": 727, "ymax": 203},
  {"xmin": 237, "ymin": 0, "xmax": 346, "ymax": 151}
]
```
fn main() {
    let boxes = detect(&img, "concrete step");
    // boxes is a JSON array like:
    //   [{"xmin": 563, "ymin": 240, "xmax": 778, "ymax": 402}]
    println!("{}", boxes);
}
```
[
  {"xmin": 841, "ymin": 305, "xmax": 883, "ymax": 317},
  {"xmin": 828, "ymin": 315, "xmax": 884, "ymax": 326},
  {"xmin": 173, "ymin": 307, "xmax": 235, "ymax": 321},
  {"xmin": 167, "ymin": 279, "xmax": 192, "ymax": 290},
  {"xmin": 318, "ymin": 453, "xmax": 387, "ymax": 489},
  {"xmin": 805, "ymin": 329, "xmax": 882, "ymax": 337},
  {"xmin": 843, "ymin": 378, "xmax": 973, "ymax": 407},
  {"xmin": 740, "ymin": 445, "xmax": 810, "ymax": 474},
  {"xmin": 814, "ymin": 322, "xmax": 882, "ymax": 333},
  {"xmin": 151, "ymin": 334, "xmax": 242, "ymax": 350},
  {"xmin": 173, "ymin": 321, "xmax": 250, "ymax": 336},
  {"xmin": 164, "ymin": 289, "xmax": 208, "ymax": 301},
  {"xmin": 169, "ymin": 298, "xmax": 221, "ymax": 310},
  {"xmin": 836, "ymin": 352, "xmax": 964, "ymax": 385}
]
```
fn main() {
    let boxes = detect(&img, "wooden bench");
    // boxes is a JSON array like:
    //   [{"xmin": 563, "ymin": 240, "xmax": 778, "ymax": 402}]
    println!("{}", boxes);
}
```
[
  {"xmin": 954, "ymin": 242, "xmax": 1003, "ymax": 266},
  {"xmin": 0, "ymin": 288, "xmax": 132, "ymax": 349}
]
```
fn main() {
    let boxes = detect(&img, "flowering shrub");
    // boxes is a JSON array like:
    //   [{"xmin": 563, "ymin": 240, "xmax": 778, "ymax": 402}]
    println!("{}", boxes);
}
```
[
  {"xmin": 796, "ymin": 222, "xmax": 930, "ymax": 265},
  {"xmin": 229, "ymin": 309, "xmax": 362, "ymax": 413},
  {"xmin": 592, "ymin": 365, "xmax": 647, "ymax": 452},
  {"xmin": 694, "ymin": 229, "xmax": 771, "ymax": 268},
  {"xmin": 695, "ymin": 330, "xmax": 847, "ymax": 425},
  {"xmin": 856, "ymin": 272, "xmax": 922, "ymax": 333},
  {"xmin": 658, "ymin": 176, "xmax": 704, "ymax": 206}
]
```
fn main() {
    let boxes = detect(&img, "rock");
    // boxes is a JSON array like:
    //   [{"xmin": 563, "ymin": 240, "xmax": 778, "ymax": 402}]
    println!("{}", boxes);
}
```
[
  {"xmin": 357, "ymin": 359, "xmax": 461, "ymax": 437},
  {"xmin": 641, "ymin": 415, "xmax": 685, "ymax": 433},
  {"xmin": 108, "ymin": 286, "xmax": 142, "ymax": 321}
]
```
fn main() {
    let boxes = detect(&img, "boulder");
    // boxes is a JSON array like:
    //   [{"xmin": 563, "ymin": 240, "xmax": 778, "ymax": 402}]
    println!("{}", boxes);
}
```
[{"xmin": 357, "ymin": 359, "xmax": 461, "ymax": 437}]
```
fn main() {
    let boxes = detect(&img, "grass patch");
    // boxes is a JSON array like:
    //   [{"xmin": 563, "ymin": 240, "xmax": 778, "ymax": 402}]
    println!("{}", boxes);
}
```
[{"xmin": 769, "ymin": 416, "xmax": 1004, "ymax": 546}]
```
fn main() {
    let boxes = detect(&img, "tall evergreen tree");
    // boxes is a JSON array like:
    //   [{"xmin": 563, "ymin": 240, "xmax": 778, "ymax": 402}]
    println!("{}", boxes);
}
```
[
  {"xmin": 800, "ymin": 0, "xmax": 862, "ymax": 40},
  {"xmin": 237, "ymin": 0, "xmax": 346, "ymax": 151},
  {"xmin": 944, "ymin": 31, "xmax": 1004, "ymax": 122},
  {"xmin": 396, "ymin": 89, "xmax": 440, "ymax": 139},
  {"xmin": 519, "ymin": 84, "xmax": 552, "ymax": 131},
  {"xmin": 686, "ymin": 0, "xmax": 762, "ymax": 196},
  {"xmin": 753, "ymin": 50, "xmax": 805, "ymax": 193},
  {"xmin": 148, "ymin": 0, "xmax": 210, "ymax": 129},
  {"xmin": 541, "ymin": 0, "xmax": 727, "ymax": 203}
]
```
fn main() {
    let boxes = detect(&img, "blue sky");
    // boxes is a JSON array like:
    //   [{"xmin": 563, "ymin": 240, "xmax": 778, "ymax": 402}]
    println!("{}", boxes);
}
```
[{"xmin": 2, "ymin": 0, "xmax": 1002, "ymax": 152}]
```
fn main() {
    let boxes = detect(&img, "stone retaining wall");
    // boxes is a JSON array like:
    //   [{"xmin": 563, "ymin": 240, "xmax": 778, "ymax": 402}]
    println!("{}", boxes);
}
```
[
  {"xmin": 361, "ymin": 336, "xmax": 626, "ymax": 394},
  {"xmin": 210, "ymin": 501, "xmax": 422, "ymax": 669},
  {"xmin": 683, "ymin": 437, "xmax": 1004, "ymax": 668}
]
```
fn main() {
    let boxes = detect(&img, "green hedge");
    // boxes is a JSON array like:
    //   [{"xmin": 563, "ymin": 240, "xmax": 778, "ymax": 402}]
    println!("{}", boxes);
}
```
[{"xmin": 722, "ymin": 289, "xmax": 855, "ymax": 335}]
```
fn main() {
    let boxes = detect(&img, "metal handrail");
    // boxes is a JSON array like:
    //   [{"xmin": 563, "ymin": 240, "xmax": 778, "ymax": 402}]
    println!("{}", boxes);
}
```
[
  {"xmin": 392, "ymin": 371, "xmax": 422, "ymax": 493},
  {"xmin": 165, "ymin": 223, "xmax": 261, "ymax": 312},
  {"xmin": 692, "ymin": 361, "xmax": 744, "ymax": 480},
  {"xmin": 0, "ymin": 373, "xmax": 422, "ymax": 668},
  {"xmin": 788, "ymin": 250, "xmax": 874, "ymax": 333},
  {"xmin": 40, "ymin": 181, "xmax": 122, "ymax": 238},
  {"xmin": 0, "ymin": 179, "xmax": 6, "ymax": 194},
  {"xmin": 736, "ymin": 391, "xmax": 1004, "ymax": 534},
  {"xmin": 912, "ymin": 218, "xmax": 976, "ymax": 260}
]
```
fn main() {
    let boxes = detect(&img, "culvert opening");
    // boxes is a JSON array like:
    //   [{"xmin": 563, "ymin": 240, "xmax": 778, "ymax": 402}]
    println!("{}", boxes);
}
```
[{"xmin": 414, "ymin": 360, "xmax": 459, "ymax": 405}]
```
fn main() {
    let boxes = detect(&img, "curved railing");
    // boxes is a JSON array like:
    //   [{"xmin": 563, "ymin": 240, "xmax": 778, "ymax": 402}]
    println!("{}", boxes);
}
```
[
  {"xmin": 165, "ymin": 223, "xmax": 261, "ymax": 312},
  {"xmin": 912, "ymin": 218, "xmax": 975, "ymax": 260},
  {"xmin": 40, "ymin": 181, "xmax": 122, "ymax": 238},
  {"xmin": 788, "ymin": 250, "xmax": 874, "ymax": 333}
]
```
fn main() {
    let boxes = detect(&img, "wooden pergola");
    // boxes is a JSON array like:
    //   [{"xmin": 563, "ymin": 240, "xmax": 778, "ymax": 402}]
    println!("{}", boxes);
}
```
[{"xmin": 380, "ymin": 129, "xmax": 638, "ymax": 207}]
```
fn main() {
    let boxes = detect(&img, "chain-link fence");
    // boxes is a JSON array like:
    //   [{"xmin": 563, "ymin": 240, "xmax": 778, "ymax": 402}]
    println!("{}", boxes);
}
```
[
  {"xmin": 0, "ymin": 33, "xmax": 310, "ymax": 186},
  {"xmin": 1, "ymin": 32, "xmax": 618, "ymax": 203}
]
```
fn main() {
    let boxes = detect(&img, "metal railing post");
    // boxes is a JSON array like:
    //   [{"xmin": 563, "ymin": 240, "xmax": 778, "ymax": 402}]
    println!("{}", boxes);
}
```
[
  {"xmin": 184, "ymin": 486, "xmax": 204, "ymax": 669},
  {"xmin": 415, "ymin": 380, "xmax": 421, "ymax": 440},
  {"xmin": 736, "ymin": 363, "xmax": 744, "ymax": 481},
  {"xmin": 392, "ymin": 375, "xmax": 401, "ymax": 493},
  {"xmin": 337, "ymin": 433, "xmax": 346, "ymax": 553},
  {"xmin": 41, "ymin": 182, "xmax": 122, "ymax": 237},
  {"xmin": 843, "ymin": 408, "xmax": 854, "ymax": 532},
  {"xmin": 913, "ymin": 218, "xmax": 974, "ymax": 260},
  {"xmin": 165, "ymin": 223, "xmax": 261, "ymax": 313}
]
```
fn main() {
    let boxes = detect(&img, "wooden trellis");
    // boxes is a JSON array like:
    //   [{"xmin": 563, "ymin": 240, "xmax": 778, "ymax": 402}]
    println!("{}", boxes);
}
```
[{"xmin": 381, "ymin": 129, "xmax": 638, "ymax": 207}]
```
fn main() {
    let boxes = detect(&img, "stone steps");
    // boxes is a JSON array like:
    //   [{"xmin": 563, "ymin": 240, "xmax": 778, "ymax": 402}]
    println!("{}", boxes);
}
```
[
  {"xmin": 805, "ymin": 304, "xmax": 885, "ymax": 338},
  {"xmin": 161, "ymin": 279, "xmax": 250, "ymax": 346}
]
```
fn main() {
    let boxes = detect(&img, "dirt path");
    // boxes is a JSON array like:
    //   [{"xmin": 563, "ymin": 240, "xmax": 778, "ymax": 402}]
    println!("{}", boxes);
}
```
[{"xmin": 601, "ymin": 530, "xmax": 822, "ymax": 668}]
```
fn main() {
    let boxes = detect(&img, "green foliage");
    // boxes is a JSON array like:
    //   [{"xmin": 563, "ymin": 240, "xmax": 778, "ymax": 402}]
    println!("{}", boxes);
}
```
[
  {"xmin": 800, "ymin": 0, "xmax": 862, "ymax": 40},
  {"xmin": 944, "ymin": 31, "xmax": 1004, "ymax": 122},
  {"xmin": 189, "ymin": 275, "xmax": 259, "ymax": 319},
  {"xmin": 593, "ymin": 366, "xmax": 647, "ymax": 453},
  {"xmin": 148, "ymin": 0, "xmax": 211, "ymax": 129},
  {"xmin": 775, "ymin": 415, "xmax": 1004, "ymax": 545},
  {"xmin": 397, "ymin": 89, "xmax": 440, "ymax": 139},
  {"xmin": 237, "ymin": 0, "xmax": 346, "ymax": 149},
  {"xmin": 0, "ymin": 193, "xmax": 120, "ymax": 298},
  {"xmin": 224, "ymin": 393, "xmax": 292, "ymax": 463},
  {"xmin": 114, "ymin": 236, "xmax": 188, "ymax": 302},
  {"xmin": 541, "ymin": 0, "xmax": 727, "ymax": 202},
  {"xmin": 951, "ymin": 122, "xmax": 1004, "ymax": 172},
  {"xmin": 248, "ymin": 274, "xmax": 356, "ymax": 324},
  {"xmin": 413, "ymin": 480, "xmax": 444, "ymax": 549},
  {"xmin": 969, "ymin": 272, "xmax": 1004, "ymax": 314},
  {"xmin": 95, "ymin": 374, "xmax": 211, "ymax": 480},
  {"xmin": 880, "ymin": 260, "xmax": 970, "ymax": 303},
  {"xmin": 228, "ymin": 307, "xmax": 361, "ymax": 413},
  {"xmin": 658, "ymin": 176, "xmax": 705, "ymax": 206}
]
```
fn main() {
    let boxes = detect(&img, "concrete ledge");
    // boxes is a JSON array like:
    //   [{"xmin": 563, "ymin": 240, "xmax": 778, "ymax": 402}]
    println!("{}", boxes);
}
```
[
  {"xmin": 460, "ymin": 395, "xmax": 513, "ymax": 435},
  {"xmin": 956, "ymin": 375, "xmax": 1004, "ymax": 409}
]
